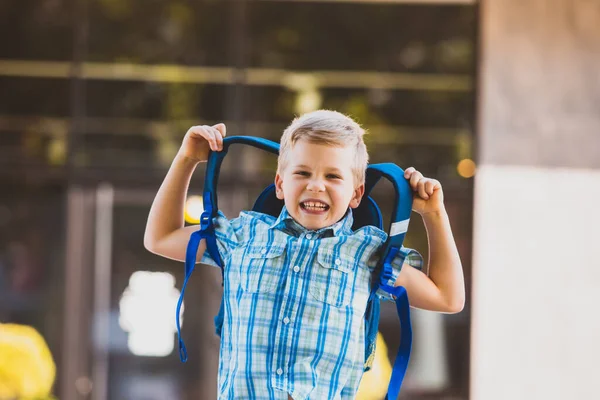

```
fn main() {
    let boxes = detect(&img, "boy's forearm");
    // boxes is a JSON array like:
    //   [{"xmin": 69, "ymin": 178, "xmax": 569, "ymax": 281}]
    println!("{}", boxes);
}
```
[
  {"xmin": 144, "ymin": 153, "xmax": 201, "ymax": 248},
  {"xmin": 422, "ymin": 208, "xmax": 465, "ymax": 312}
]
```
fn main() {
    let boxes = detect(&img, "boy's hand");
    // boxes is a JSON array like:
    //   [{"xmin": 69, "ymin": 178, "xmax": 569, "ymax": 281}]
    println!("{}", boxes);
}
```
[
  {"xmin": 404, "ymin": 167, "xmax": 444, "ymax": 215},
  {"xmin": 178, "ymin": 123, "xmax": 226, "ymax": 163}
]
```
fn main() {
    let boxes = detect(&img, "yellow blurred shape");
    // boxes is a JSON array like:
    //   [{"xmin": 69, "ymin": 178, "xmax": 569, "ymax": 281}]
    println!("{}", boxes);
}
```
[
  {"xmin": 48, "ymin": 137, "xmax": 67, "ymax": 166},
  {"xmin": 356, "ymin": 332, "xmax": 393, "ymax": 400},
  {"xmin": 295, "ymin": 90, "xmax": 322, "ymax": 115},
  {"xmin": 457, "ymin": 158, "xmax": 476, "ymax": 178},
  {"xmin": 0, "ymin": 323, "xmax": 56, "ymax": 399},
  {"xmin": 184, "ymin": 195, "xmax": 204, "ymax": 224}
]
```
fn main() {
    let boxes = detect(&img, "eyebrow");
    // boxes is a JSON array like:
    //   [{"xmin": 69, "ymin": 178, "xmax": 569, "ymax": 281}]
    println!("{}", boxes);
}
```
[{"xmin": 293, "ymin": 164, "xmax": 344, "ymax": 174}]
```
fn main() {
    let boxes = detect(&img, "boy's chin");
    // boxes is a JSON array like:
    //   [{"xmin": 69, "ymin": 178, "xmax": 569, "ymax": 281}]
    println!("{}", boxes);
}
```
[
  {"xmin": 296, "ymin": 210, "xmax": 341, "ymax": 231},
  {"xmin": 286, "ymin": 208, "xmax": 324, "ymax": 229}
]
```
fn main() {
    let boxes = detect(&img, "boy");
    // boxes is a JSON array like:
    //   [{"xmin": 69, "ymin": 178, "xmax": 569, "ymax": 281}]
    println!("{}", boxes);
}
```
[{"xmin": 144, "ymin": 110, "xmax": 465, "ymax": 399}]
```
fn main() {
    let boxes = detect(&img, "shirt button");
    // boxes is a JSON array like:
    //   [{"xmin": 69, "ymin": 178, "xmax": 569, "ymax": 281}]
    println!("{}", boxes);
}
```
[
  {"xmin": 276, "ymin": 368, "xmax": 283, "ymax": 375},
  {"xmin": 306, "ymin": 233, "xmax": 312, "ymax": 239},
  {"xmin": 293, "ymin": 266, "xmax": 300, "ymax": 273},
  {"xmin": 283, "ymin": 317, "xmax": 290, "ymax": 324},
  {"xmin": 335, "ymin": 258, "xmax": 342, "ymax": 266},
  {"xmin": 260, "ymin": 248, "xmax": 267, "ymax": 255}
]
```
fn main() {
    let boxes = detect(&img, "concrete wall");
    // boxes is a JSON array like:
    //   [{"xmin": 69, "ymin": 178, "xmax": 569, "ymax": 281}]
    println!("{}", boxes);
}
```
[{"xmin": 472, "ymin": 1, "xmax": 600, "ymax": 399}]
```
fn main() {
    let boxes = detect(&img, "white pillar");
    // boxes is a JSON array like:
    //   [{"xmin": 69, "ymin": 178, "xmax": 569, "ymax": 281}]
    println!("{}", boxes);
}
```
[{"xmin": 472, "ymin": 1, "xmax": 600, "ymax": 399}]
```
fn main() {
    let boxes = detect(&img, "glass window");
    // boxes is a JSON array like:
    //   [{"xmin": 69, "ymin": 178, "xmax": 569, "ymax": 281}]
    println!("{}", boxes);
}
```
[{"xmin": 0, "ymin": 0, "xmax": 476, "ymax": 398}]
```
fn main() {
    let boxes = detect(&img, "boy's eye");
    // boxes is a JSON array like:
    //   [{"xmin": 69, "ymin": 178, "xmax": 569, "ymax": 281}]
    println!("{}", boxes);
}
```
[
  {"xmin": 294, "ymin": 171, "xmax": 310, "ymax": 176},
  {"xmin": 327, "ymin": 174, "xmax": 341, "ymax": 179}
]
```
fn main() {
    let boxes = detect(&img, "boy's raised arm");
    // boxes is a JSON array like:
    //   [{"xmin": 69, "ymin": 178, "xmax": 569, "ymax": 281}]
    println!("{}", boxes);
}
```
[
  {"xmin": 144, "ymin": 124, "xmax": 226, "ymax": 262},
  {"xmin": 394, "ymin": 167, "xmax": 466, "ymax": 313},
  {"xmin": 421, "ymin": 209, "xmax": 465, "ymax": 313}
]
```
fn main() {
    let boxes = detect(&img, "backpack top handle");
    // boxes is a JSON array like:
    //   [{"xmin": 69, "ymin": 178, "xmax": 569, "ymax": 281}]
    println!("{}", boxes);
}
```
[{"xmin": 203, "ymin": 136, "xmax": 279, "ymax": 221}]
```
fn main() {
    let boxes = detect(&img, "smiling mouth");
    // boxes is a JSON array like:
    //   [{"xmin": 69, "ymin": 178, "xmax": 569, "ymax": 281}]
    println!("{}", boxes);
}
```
[{"xmin": 300, "ymin": 201, "xmax": 330, "ymax": 212}]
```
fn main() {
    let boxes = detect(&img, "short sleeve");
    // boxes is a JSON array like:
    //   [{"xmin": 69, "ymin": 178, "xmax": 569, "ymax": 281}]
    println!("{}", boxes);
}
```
[
  {"xmin": 376, "ymin": 246, "xmax": 423, "ymax": 301},
  {"xmin": 199, "ymin": 211, "xmax": 245, "ymax": 268}
]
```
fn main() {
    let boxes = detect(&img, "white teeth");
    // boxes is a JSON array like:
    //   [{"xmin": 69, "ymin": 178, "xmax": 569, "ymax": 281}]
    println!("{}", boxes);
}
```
[{"xmin": 302, "ymin": 201, "xmax": 327, "ymax": 210}]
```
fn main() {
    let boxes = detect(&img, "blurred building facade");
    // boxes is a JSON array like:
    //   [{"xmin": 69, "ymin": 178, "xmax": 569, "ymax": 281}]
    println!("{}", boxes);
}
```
[{"xmin": 0, "ymin": 0, "xmax": 476, "ymax": 399}]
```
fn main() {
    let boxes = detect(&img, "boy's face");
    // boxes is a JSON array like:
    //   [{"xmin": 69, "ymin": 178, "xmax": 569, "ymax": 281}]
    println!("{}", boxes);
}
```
[{"xmin": 275, "ymin": 139, "xmax": 364, "ymax": 231}]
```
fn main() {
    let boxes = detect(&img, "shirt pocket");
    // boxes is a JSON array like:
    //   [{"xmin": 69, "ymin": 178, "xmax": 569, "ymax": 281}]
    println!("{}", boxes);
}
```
[
  {"xmin": 240, "ymin": 244, "xmax": 285, "ymax": 294},
  {"xmin": 309, "ymin": 248, "xmax": 355, "ymax": 307}
]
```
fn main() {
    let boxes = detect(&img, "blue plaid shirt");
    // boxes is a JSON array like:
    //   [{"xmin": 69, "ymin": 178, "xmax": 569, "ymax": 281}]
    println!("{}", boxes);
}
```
[{"xmin": 201, "ymin": 207, "xmax": 422, "ymax": 400}]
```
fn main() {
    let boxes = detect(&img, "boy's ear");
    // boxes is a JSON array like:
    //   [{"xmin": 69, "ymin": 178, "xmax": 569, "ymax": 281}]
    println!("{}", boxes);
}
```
[
  {"xmin": 275, "ymin": 173, "xmax": 284, "ymax": 200},
  {"xmin": 349, "ymin": 183, "xmax": 365, "ymax": 209}
]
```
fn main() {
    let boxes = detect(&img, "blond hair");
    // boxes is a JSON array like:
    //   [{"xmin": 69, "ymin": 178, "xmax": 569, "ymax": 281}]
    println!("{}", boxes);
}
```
[{"xmin": 277, "ymin": 110, "xmax": 369, "ymax": 185}]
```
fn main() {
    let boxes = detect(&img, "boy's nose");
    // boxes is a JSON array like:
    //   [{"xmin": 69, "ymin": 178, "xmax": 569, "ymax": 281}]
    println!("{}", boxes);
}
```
[{"xmin": 306, "ymin": 178, "xmax": 325, "ymax": 192}]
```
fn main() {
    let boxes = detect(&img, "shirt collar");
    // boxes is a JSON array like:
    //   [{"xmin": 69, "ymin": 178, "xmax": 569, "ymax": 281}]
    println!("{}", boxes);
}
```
[{"xmin": 269, "ymin": 206, "xmax": 354, "ymax": 237}]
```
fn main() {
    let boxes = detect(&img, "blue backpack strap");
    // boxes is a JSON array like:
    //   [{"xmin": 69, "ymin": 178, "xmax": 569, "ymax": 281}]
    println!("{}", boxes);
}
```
[
  {"xmin": 175, "ymin": 204, "xmax": 221, "ymax": 362},
  {"xmin": 175, "ymin": 136, "xmax": 279, "ymax": 362},
  {"xmin": 364, "ymin": 163, "xmax": 414, "ymax": 400}
]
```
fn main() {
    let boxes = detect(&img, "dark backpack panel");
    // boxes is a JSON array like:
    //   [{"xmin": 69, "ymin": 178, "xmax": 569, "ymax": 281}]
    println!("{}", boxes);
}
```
[{"xmin": 252, "ymin": 183, "xmax": 383, "ymax": 231}]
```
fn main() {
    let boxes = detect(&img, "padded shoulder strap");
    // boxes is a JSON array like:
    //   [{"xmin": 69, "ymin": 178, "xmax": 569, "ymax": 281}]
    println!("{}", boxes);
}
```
[
  {"xmin": 365, "ymin": 163, "xmax": 414, "ymax": 400},
  {"xmin": 365, "ymin": 163, "xmax": 412, "ymax": 254}
]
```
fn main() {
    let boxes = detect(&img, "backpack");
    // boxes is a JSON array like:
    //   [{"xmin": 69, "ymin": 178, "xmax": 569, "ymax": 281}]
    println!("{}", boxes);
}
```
[{"xmin": 175, "ymin": 136, "xmax": 414, "ymax": 399}]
